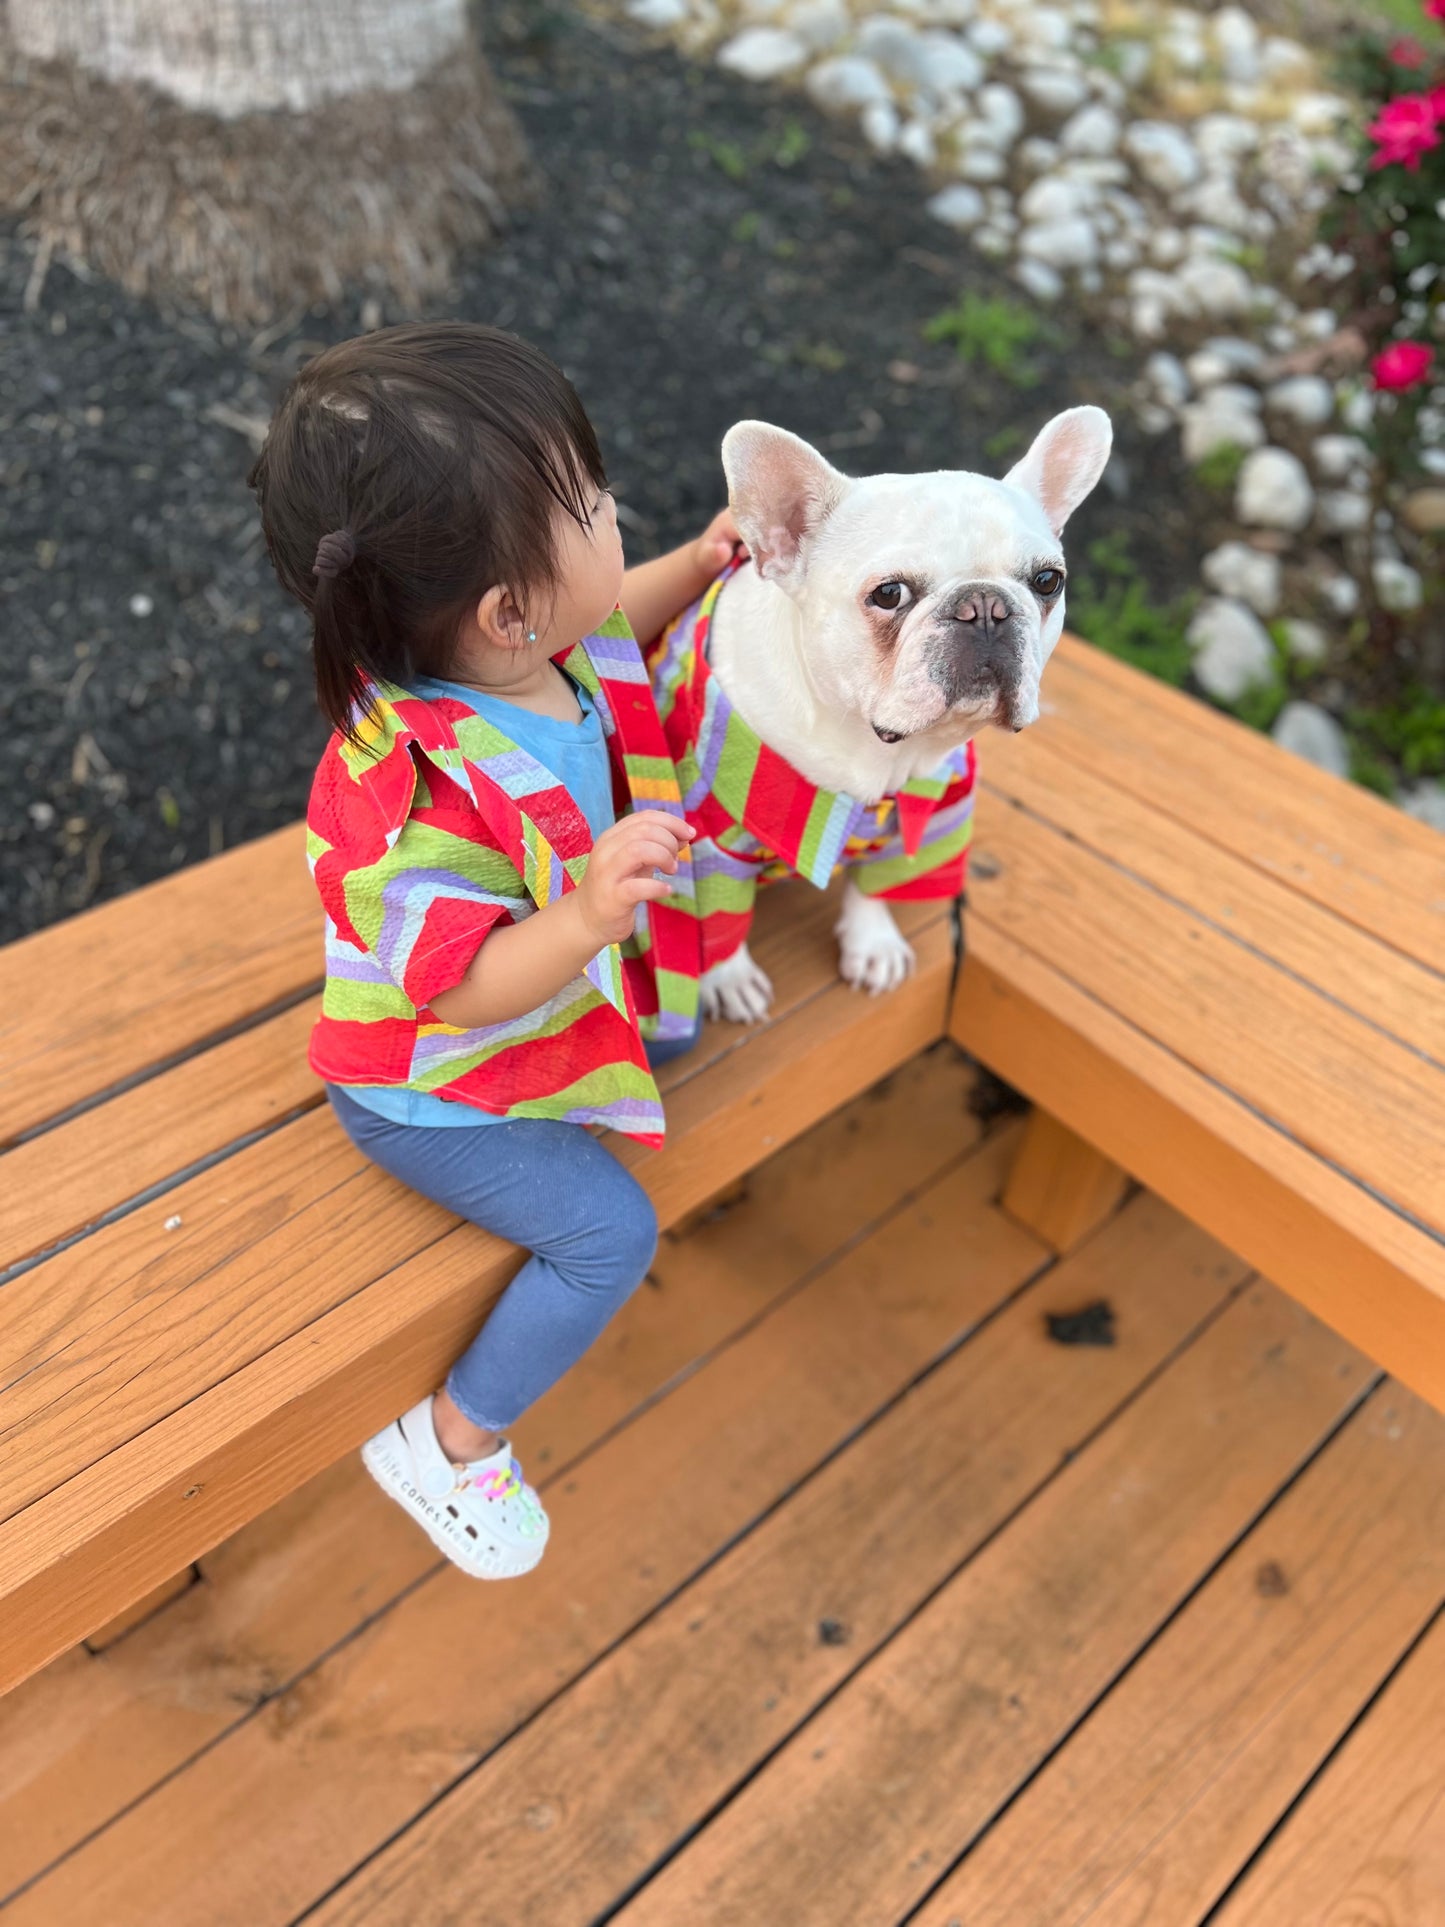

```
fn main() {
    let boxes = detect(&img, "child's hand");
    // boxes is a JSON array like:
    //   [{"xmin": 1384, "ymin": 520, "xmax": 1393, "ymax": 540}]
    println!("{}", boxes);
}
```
[
  {"xmin": 577, "ymin": 811, "xmax": 697, "ymax": 948},
  {"xmin": 692, "ymin": 507, "xmax": 747, "ymax": 578}
]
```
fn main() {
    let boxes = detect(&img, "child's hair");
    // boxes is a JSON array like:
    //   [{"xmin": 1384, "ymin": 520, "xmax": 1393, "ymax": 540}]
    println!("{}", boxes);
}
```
[{"xmin": 250, "ymin": 321, "xmax": 607, "ymax": 737}]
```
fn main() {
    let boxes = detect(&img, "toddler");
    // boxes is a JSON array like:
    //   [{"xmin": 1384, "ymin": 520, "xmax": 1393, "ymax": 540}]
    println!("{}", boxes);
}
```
[{"xmin": 252, "ymin": 322, "xmax": 737, "ymax": 1579}]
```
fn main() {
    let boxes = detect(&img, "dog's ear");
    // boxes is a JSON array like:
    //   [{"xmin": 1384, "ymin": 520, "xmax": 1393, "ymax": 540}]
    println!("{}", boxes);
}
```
[
  {"xmin": 1002, "ymin": 406, "xmax": 1113, "ymax": 535},
  {"xmin": 722, "ymin": 421, "xmax": 849, "ymax": 591}
]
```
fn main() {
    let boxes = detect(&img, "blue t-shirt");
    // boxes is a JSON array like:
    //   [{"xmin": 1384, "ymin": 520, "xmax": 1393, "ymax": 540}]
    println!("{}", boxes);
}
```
[{"xmin": 343, "ymin": 671, "xmax": 615, "ymax": 1128}]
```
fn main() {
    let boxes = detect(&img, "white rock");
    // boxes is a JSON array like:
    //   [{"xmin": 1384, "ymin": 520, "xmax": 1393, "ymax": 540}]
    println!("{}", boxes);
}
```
[
  {"xmin": 957, "ymin": 145, "xmax": 1006, "ymax": 180},
  {"xmin": 862, "ymin": 99, "xmax": 901, "ymax": 151},
  {"xmin": 1145, "ymin": 350, "xmax": 1190, "ymax": 408},
  {"xmin": 1137, "ymin": 401, "xmax": 1176, "ymax": 435},
  {"xmin": 1236, "ymin": 446, "xmax": 1314, "ymax": 531},
  {"xmin": 1261, "ymin": 34, "xmax": 1312, "ymax": 83},
  {"xmin": 930, "ymin": 0, "xmax": 978, "ymax": 21},
  {"xmin": 1018, "ymin": 137, "xmax": 1061, "ymax": 174},
  {"xmin": 1029, "ymin": 8, "xmax": 1072, "ymax": 50},
  {"xmin": 129, "ymin": 592, "xmax": 155, "ymax": 618},
  {"xmin": 1176, "ymin": 258, "xmax": 1254, "ymax": 319},
  {"xmin": 1340, "ymin": 388, "xmax": 1375, "ymax": 434},
  {"xmin": 1021, "ymin": 66, "xmax": 1091, "ymax": 116},
  {"xmin": 1201, "ymin": 540, "xmax": 1282, "ymax": 616},
  {"xmin": 1180, "ymin": 396, "xmax": 1265, "ymax": 461},
  {"xmin": 918, "ymin": 30, "xmax": 984, "ymax": 90},
  {"xmin": 927, "ymin": 182, "xmax": 987, "ymax": 229},
  {"xmin": 856, "ymin": 15, "xmax": 932, "ymax": 84},
  {"xmin": 1210, "ymin": 381, "xmax": 1263, "ymax": 415},
  {"xmin": 1402, "ymin": 782, "xmax": 1445, "ymax": 833},
  {"xmin": 1162, "ymin": 25, "xmax": 1206, "ymax": 72},
  {"xmin": 897, "ymin": 118, "xmax": 937, "ymax": 166},
  {"xmin": 1318, "ymin": 568, "xmax": 1360, "ymax": 615},
  {"xmin": 1059, "ymin": 103, "xmax": 1121, "ymax": 157},
  {"xmin": 1292, "ymin": 92, "xmax": 1351, "ymax": 135},
  {"xmin": 1188, "ymin": 598, "xmax": 1278, "ymax": 702},
  {"xmin": 1299, "ymin": 307, "xmax": 1339, "ymax": 341},
  {"xmin": 741, "ymin": 0, "xmax": 785, "ymax": 18},
  {"xmin": 1317, "ymin": 488, "xmax": 1370, "ymax": 534},
  {"xmin": 1272, "ymin": 701, "xmax": 1348, "ymax": 778},
  {"xmin": 1131, "ymin": 295, "xmax": 1169, "ymax": 340},
  {"xmin": 1015, "ymin": 258, "xmax": 1065, "ymax": 303},
  {"xmin": 627, "ymin": 0, "xmax": 689, "ymax": 26},
  {"xmin": 1212, "ymin": 5, "xmax": 1260, "ymax": 84},
  {"xmin": 1182, "ymin": 179, "xmax": 1255, "ymax": 234},
  {"xmin": 1195, "ymin": 113, "xmax": 1259, "ymax": 167},
  {"xmin": 1266, "ymin": 375, "xmax": 1335, "ymax": 427},
  {"xmin": 789, "ymin": 0, "xmax": 850, "ymax": 49},
  {"xmin": 1123, "ymin": 121, "xmax": 1201, "ymax": 194},
  {"xmin": 1019, "ymin": 216, "xmax": 1099, "ymax": 270},
  {"xmin": 965, "ymin": 17, "xmax": 1012, "ymax": 56},
  {"xmin": 1373, "ymin": 557, "xmax": 1423, "ymax": 612},
  {"xmin": 1060, "ymin": 155, "xmax": 1128, "ymax": 187},
  {"xmin": 1280, "ymin": 618, "xmax": 1327, "ymax": 663},
  {"xmin": 1148, "ymin": 225, "xmax": 1187, "ymax": 265},
  {"xmin": 977, "ymin": 81, "xmax": 1025, "ymax": 144},
  {"xmin": 1019, "ymin": 174, "xmax": 1090, "ymax": 223},
  {"xmin": 973, "ymin": 223, "xmax": 1012, "ymax": 258},
  {"xmin": 27, "ymin": 799, "xmax": 56, "ymax": 828},
  {"xmin": 1103, "ymin": 236, "xmax": 1140, "ymax": 269},
  {"xmin": 805, "ymin": 53, "xmax": 892, "ymax": 110},
  {"xmin": 1112, "ymin": 39, "xmax": 1152, "ymax": 87},
  {"xmin": 718, "ymin": 27, "xmax": 809, "ymax": 78}
]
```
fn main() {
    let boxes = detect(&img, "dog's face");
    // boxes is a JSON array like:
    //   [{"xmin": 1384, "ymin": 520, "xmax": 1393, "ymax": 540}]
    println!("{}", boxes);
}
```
[{"xmin": 721, "ymin": 408, "xmax": 1113, "ymax": 744}]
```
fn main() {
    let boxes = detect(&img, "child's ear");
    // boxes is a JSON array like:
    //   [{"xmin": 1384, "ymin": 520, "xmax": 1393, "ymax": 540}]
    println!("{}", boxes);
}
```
[
  {"xmin": 476, "ymin": 584, "xmax": 532, "ymax": 651},
  {"xmin": 721, "ymin": 421, "xmax": 850, "ymax": 594}
]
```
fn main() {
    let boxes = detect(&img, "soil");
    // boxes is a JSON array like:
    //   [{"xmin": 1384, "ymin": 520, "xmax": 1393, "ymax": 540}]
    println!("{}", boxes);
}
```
[{"xmin": 0, "ymin": 5, "xmax": 1208, "ymax": 943}]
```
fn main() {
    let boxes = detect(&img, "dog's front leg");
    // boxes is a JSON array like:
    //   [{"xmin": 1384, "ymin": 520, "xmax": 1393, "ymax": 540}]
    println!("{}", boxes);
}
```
[
  {"xmin": 835, "ymin": 881, "xmax": 916, "ymax": 996},
  {"xmin": 699, "ymin": 941, "xmax": 776, "ymax": 1025}
]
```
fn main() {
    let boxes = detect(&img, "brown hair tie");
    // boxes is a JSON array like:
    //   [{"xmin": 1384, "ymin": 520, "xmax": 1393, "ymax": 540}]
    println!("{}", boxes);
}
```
[{"xmin": 312, "ymin": 528, "xmax": 357, "ymax": 579}]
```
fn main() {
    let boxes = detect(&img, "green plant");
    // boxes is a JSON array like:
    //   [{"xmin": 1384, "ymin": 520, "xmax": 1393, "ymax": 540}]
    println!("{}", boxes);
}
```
[
  {"xmin": 1227, "ymin": 671, "xmax": 1289, "ymax": 733},
  {"xmin": 1067, "ymin": 531, "xmax": 1196, "ymax": 686},
  {"xmin": 982, "ymin": 424, "xmax": 1027, "ymax": 461},
  {"xmin": 1192, "ymin": 440, "xmax": 1248, "ymax": 494},
  {"xmin": 1348, "ymin": 741, "xmax": 1397, "ymax": 796},
  {"xmin": 922, "ymin": 293, "xmax": 1054, "ymax": 387},
  {"xmin": 1353, "ymin": 685, "xmax": 1445, "ymax": 778}
]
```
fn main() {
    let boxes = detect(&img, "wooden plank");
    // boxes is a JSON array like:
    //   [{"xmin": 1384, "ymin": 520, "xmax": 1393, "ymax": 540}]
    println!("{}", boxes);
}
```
[
  {"xmin": 0, "ymin": 823, "xmax": 316, "ymax": 1146},
  {"xmin": 0, "ymin": 911, "xmax": 955, "ymax": 1692},
  {"xmin": 0, "ymin": 1000, "xmax": 323, "ymax": 1272},
  {"xmin": 0, "ymin": 1133, "xmax": 1046, "ymax": 1926},
  {"xmin": 0, "ymin": 1046, "xmax": 983, "ymax": 1896},
  {"xmin": 1041, "ymin": 637, "xmax": 1445, "ymax": 975},
  {"xmin": 952, "ymin": 927, "xmax": 1445, "ymax": 1411},
  {"xmin": 607, "ymin": 1287, "xmax": 1371, "ymax": 1927},
  {"xmin": 297, "ymin": 1207, "xmax": 1252, "ymax": 1927},
  {"xmin": 914, "ymin": 1383, "xmax": 1445, "ymax": 1927},
  {"xmin": 1214, "ymin": 1612, "xmax": 1445, "ymax": 1927},
  {"xmin": 984, "ymin": 722, "xmax": 1445, "ymax": 1066},
  {"xmin": 966, "ymin": 789, "xmax": 1445, "ymax": 1238},
  {"xmin": 1002, "ymin": 1107, "xmax": 1130, "ymax": 1251},
  {"xmin": 81, "ymin": 1568, "xmax": 198, "ymax": 1656}
]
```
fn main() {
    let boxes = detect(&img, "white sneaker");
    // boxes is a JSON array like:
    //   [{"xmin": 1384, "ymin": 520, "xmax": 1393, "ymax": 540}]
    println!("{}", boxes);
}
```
[{"xmin": 361, "ymin": 1397, "xmax": 550, "ymax": 1580}]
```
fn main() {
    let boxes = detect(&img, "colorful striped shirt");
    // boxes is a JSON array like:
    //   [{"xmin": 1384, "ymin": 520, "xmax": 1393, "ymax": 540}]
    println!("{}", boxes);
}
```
[
  {"xmin": 306, "ymin": 610, "xmax": 700, "ymax": 1147},
  {"xmin": 648, "ymin": 566, "xmax": 978, "ymax": 969}
]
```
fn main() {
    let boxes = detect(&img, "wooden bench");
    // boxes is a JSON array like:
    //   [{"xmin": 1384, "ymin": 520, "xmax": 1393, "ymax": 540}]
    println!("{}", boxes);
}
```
[{"xmin": 1, "ymin": 634, "xmax": 1441, "ymax": 1696}]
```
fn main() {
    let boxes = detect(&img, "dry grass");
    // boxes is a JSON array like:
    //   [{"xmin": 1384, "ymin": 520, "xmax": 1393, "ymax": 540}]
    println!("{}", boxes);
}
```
[{"xmin": 0, "ymin": 32, "xmax": 531, "ymax": 326}]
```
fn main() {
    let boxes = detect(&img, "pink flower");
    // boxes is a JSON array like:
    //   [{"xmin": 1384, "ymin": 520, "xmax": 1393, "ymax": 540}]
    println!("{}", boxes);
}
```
[
  {"xmin": 1372, "ymin": 341, "xmax": 1435, "ymax": 391},
  {"xmin": 1368, "ymin": 92, "xmax": 1443, "ymax": 170},
  {"xmin": 1425, "ymin": 0, "xmax": 1445, "ymax": 21},
  {"xmin": 1391, "ymin": 35, "xmax": 1428, "ymax": 65}
]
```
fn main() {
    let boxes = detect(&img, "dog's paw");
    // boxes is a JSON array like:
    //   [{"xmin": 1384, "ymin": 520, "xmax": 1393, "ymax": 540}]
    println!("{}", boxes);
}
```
[
  {"xmin": 835, "ymin": 885, "xmax": 916, "ymax": 997},
  {"xmin": 700, "ymin": 944, "xmax": 775, "ymax": 1025}
]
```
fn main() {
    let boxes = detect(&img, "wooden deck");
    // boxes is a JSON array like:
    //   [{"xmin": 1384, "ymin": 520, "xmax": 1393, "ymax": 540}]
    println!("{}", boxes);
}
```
[{"xmin": 2, "ymin": 1046, "xmax": 1442, "ymax": 1926}]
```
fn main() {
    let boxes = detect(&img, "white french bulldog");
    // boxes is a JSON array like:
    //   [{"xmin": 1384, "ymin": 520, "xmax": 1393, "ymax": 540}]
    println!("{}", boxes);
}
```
[{"xmin": 698, "ymin": 405, "xmax": 1114, "ymax": 1022}]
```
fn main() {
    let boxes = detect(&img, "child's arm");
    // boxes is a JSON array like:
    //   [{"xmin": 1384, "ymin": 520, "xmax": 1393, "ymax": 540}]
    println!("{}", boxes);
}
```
[
  {"xmin": 428, "ymin": 811, "xmax": 696, "ymax": 1029},
  {"xmin": 621, "ymin": 508, "xmax": 744, "ymax": 644}
]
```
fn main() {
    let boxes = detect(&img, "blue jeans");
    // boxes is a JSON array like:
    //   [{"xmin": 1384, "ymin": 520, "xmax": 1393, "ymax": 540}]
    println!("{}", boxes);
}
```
[{"xmin": 327, "ymin": 1023, "xmax": 698, "ymax": 1430}]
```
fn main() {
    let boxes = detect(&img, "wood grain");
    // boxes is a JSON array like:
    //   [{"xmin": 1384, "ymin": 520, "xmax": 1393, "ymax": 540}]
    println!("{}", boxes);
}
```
[
  {"xmin": 0, "ymin": 910, "xmax": 956, "ymax": 1691},
  {"xmin": 1002, "ymin": 1106, "xmax": 1130, "ymax": 1251},
  {"xmin": 301, "ymin": 1204, "xmax": 1247, "ymax": 1927},
  {"xmin": 0, "ymin": 823, "xmax": 316, "ymax": 1146},
  {"xmin": 915, "ymin": 1383, "xmax": 1445, "ymax": 1927},
  {"xmin": 0, "ymin": 1134, "xmax": 1042, "ymax": 1927},
  {"xmin": 1041, "ymin": 637, "xmax": 1445, "ymax": 975},
  {"xmin": 1214, "ymin": 1613, "xmax": 1445, "ymax": 1927},
  {"xmin": 0, "ymin": 1048, "xmax": 982, "ymax": 1897},
  {"xmin": 952, "ymin": 928, "xmax": 1445, "ymax": 1412},
  {"xmin": 610, "ymin": 1287, "xmax": 1372, "ymax": 1927}
]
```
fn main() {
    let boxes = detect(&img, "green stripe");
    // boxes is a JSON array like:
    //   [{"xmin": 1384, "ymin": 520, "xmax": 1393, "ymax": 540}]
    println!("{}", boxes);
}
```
[{"xmin": 849, "ymin": 819, "xmax": 974, "ymax": 897}]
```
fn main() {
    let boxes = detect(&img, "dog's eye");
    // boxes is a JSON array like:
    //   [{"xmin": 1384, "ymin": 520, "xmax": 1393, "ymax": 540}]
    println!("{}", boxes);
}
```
[
  {"xmin": 868, "ymin": 580, "xmax": 910, "ymax": 612},
  {"xmin": 1031, "ymin": 568, "xmax": 1064, "ymax": 598}
]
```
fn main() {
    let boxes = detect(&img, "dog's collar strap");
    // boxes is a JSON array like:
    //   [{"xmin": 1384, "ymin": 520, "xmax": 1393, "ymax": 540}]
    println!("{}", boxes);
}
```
[{"xmin": 656, "ymin": 566, "xmax": 971, "ymax": 877}]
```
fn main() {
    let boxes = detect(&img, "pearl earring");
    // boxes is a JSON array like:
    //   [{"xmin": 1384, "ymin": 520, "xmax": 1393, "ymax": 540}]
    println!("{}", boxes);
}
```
[{"xmin": 526, "ymin": 629, "xmax": 537, "ymax": 643}]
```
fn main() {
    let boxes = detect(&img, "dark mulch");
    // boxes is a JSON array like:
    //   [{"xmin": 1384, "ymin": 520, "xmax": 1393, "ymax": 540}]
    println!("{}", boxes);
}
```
[{"xmin": 0, "ymin": 6, "xmax": 1205, "ymax": 943}]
